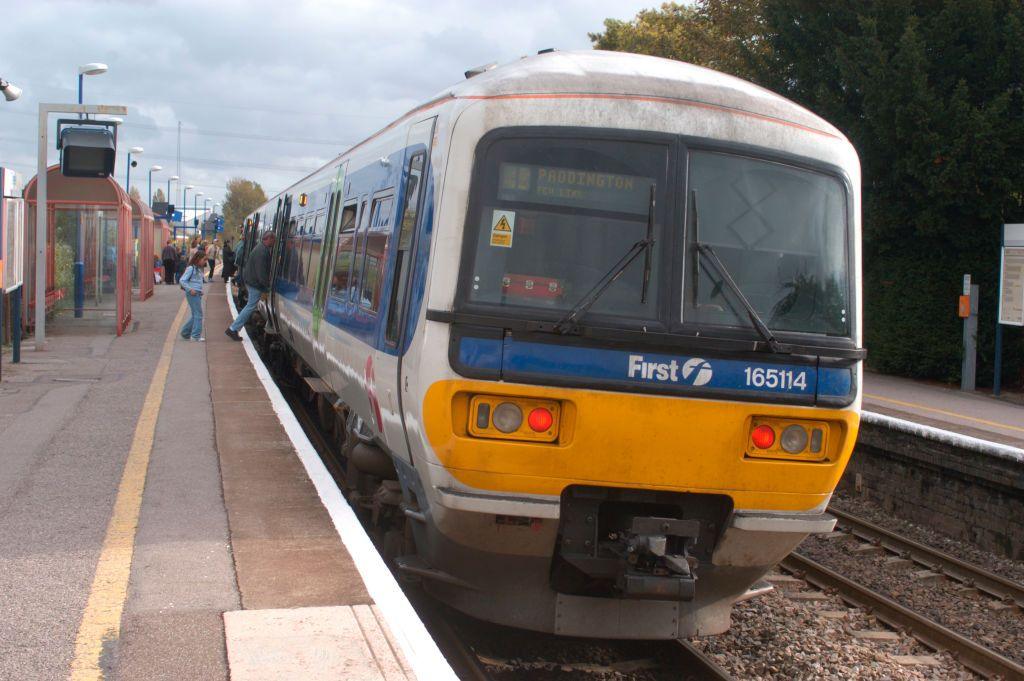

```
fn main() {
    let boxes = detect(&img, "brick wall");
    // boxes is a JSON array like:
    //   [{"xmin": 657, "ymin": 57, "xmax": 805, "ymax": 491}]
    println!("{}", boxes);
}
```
[{"xmin": 839, "ymin": 421, "xmax": 1024, "ymax": 560}]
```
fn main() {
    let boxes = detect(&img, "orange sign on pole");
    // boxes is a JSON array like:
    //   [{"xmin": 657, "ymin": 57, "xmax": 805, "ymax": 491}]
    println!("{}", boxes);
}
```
[{"xmin": 958, "ymin": 294, "xmax": 970, "ymax": 318}]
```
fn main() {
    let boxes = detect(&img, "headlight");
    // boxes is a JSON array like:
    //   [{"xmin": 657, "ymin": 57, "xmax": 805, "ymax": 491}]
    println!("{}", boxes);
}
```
[
  {"xmin": 780, "ymin": 425, "xmax": 809, "ymax": 453},
  {"xmin": 492, "ymin": 402, "xmax": 523, "ymax": 433}
]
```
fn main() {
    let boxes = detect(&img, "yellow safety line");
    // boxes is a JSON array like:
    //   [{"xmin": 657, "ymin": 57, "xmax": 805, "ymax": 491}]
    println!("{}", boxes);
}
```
[
  {"xmin": 864, "ymin": 393, "xmax": 1024, "ymax": 434},
  {"xmin": 68, "ymin": 300, "xmax": 187, "ymax": 681}
]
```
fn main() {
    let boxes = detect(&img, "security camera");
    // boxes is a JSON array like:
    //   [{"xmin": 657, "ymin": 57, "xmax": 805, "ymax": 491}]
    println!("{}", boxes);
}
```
[
  {"xmin": 131, "ymin": 160, "xmax": 138, "ymax": 168},
  {"xmin": 0, "ymin": 78, "xmax": 22, "ymax": 102}
]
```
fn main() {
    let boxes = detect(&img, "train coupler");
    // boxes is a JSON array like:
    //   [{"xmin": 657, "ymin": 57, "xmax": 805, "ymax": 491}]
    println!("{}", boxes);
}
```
[{"xmin": 618, "ymin": 516, "xmax": 699, "ymax": 599}]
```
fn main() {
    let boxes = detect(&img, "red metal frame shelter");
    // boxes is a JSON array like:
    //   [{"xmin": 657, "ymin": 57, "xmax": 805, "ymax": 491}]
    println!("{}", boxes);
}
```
[
  {"xmin": 24, "ymin": 165, "xmax": 133, "ymax": 335},
  {"xmin": 130, "ymin": 194, "xmax": 154, "ymax": 301}
]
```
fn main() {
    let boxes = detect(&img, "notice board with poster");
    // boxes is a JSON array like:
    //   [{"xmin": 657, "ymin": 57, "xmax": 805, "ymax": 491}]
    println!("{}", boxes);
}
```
[
  {"xmin": 998, "ymin": 224, "xmax": 1024, "ymax": 327},
  {"xmin": 0, "ymin": 167, "xmax": 24, "ymax": 293}
]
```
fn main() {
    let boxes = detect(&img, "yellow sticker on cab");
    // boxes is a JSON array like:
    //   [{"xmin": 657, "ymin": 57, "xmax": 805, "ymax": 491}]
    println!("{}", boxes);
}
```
[{"xmin": 490, "ymin": 210, "xmax": 515, "ymax": 248}]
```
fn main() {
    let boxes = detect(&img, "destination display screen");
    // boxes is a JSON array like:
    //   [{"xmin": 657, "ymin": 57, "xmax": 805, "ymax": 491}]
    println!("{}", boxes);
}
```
[{"xmin": 497, "ymin": 162, "xmax": 653, "ymax": 215}]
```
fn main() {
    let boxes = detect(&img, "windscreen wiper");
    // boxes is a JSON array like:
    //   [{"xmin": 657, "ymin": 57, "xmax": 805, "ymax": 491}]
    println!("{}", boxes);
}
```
[
  {"xmin": 553, "ymin": 185, "xmax": 656, "ymax": 335},
  {"xmin": 691, "ymin": 189, "xmax": 786, "ymax": 354}
]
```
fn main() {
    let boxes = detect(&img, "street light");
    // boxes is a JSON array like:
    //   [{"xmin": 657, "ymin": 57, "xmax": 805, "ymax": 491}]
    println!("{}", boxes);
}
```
[
  {"xmin": 125, "ymin": 146, "xmax": 143, "ymax": 197},
  {"xmin": 77, "ymin": 63, "xmax": 107, "ymax": 121},
  {"xmin": 167, "ymin": 175, "xmax": 178, "ymax": 207},
  {"xmin": 202, "ymin": 197, "xmax": 212, "ymax": 239},
  {"xmin": 193, "ymin": 191, "xmax": 203, "ymax": 236},
  {"xmin": 148, "ymin": 165, "xmax": 163, "ymax": 208},
  {"xmin": 1, "ymin": 77, "xmax": 21, "ymax": 102}
]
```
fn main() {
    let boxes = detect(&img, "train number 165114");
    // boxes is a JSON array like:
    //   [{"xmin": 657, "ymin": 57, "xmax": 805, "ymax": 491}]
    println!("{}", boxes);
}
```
[{"xmin": 743, "ymin": 367, "xmax": 808, "ymax": 391}]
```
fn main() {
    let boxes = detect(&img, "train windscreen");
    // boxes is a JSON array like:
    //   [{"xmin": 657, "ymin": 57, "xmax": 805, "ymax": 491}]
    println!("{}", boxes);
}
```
[
  {"xmin": 465, "ymin": 137, "xmax": 668, "ymax": 323},
  {"xmin": 684, "ymin": 151, "xmax": 850, "ymax": 337}
]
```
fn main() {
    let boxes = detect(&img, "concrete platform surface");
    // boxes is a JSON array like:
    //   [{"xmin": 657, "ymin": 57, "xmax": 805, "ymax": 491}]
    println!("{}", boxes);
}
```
[
  {"xmin": 863, "ymin": 371, "xmax": 1024, "ymax": 448},
  {"xmin": 0, "ymin": 283, "xmax": 452, "ymax": 680}
]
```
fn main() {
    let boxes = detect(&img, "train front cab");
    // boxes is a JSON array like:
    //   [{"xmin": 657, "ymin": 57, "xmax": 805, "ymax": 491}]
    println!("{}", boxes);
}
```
[{"xmin": 405, "ymin": 109, "xmax": 863, "ymax": 638}]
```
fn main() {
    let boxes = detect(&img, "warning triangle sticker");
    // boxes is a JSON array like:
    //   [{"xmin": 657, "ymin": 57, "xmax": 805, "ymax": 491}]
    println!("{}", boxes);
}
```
[{"xmin": 493, "ymin": 215, "xmax": 512, "ymax": 232}]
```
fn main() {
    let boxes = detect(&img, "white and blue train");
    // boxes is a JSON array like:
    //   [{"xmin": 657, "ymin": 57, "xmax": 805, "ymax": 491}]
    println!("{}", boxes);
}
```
[{"xmin": 236, "ymin": 50, "xmax": 864, "ymax": 639}]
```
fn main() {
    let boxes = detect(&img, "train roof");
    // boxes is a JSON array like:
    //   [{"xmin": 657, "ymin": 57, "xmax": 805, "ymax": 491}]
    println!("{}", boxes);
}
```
[{"xmin": 443, "ymin": 50, "xmax": 843, "ymax": 140}]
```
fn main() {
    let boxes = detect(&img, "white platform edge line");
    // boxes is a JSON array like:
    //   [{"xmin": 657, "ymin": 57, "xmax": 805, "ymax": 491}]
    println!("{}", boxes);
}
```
[
  {"xmin": 861, "ymin": 410, "xmax": 1024, "ymax": 463},
  {"xmin": 226, "ymin": 286, "xmax": 457, "ymax": 681}
]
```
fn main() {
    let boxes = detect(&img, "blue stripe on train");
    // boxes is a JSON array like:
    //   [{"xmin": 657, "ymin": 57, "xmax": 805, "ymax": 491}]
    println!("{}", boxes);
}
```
[{"xmin": 457, "ymin": 337, "xmax": 854, "ymax": 401}]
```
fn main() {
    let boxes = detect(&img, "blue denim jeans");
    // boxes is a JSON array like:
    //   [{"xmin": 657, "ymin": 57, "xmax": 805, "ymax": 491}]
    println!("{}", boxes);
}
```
[
  {"xmin": 179, "ymin": 292, "xmax": 204, "ymax": 339},
  {"xmin": 230, "ymin": 285, "xmax": 264, "ymax": 333}
]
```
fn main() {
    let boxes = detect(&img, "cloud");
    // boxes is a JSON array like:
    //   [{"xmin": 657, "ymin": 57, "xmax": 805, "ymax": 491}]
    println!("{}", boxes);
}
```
[{"xmin": 0, "ymin": 0, "xmax": 652, "ymax": 211}]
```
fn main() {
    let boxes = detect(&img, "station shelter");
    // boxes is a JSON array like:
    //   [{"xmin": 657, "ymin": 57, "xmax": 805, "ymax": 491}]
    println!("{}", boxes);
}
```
[
  {"xmin": 129, "ymin": 194, "xmax": 154, "ymax": 301},
  {"xmin": 24, "ymin": 165, "xmax": 133, "ymax": 335}
]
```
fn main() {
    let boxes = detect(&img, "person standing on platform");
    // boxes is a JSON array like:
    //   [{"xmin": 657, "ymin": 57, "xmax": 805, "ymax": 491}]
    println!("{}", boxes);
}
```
[
  {"xmin": 221, "ymin": 239, "xmax": 235, "ymax": 282},
  {"xmin": 161, "ymin": 240, "xmax": 178, "ymax": 285},
  {"xmin": 225, "ymin": 231, "xmax": 275, "ymax": 341},
  {"xmin": 206, "ymin": 240, "xmax": 219, "ymax": 281},
  {"xmin": 179, "ymin": 251, "xmax": 208, "ymax": 341}
]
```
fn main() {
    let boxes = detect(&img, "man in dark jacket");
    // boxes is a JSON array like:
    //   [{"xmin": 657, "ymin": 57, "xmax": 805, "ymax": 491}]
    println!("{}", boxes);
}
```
[
  {"xmin": 225, "ymin": 231, "xmax": 275, "ymax": 341},
  {"xmin": 160, "ymin": 240, "xmax": 178, "ymax": 285}
]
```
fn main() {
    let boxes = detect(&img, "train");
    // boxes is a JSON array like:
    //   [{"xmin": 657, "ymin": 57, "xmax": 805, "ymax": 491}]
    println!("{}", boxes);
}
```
[{"xmin": 233, "ymin": 49, "xmax": 864, "ymax": 639}]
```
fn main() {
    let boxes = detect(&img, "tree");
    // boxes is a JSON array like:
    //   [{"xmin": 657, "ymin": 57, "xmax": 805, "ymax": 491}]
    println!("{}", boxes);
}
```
[
  {"xmin": 590, "ymin": 1, "xmax": 770, "ymax": 82},
  {"xmin": 221, "ymin": 178, "xmax": 267, "ymax": 242},
  {"xmin": 592, "ymin": 0, "xmax": 1024, "ymax": 386},
  {"xmin": 152, "ymin": 187, "xmax": 166, "ymax": 205}
]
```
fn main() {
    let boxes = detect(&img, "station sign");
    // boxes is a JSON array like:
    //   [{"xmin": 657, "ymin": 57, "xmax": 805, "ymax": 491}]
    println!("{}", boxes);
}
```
[{"xmin": 998, "ymin": 224, "xmax": 1024, "ymax": 326}]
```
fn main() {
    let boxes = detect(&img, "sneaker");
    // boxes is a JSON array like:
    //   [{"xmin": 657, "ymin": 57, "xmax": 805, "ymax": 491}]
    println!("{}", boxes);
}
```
[
  {"xmin": 225, "ymin": 328, "xmax": 242, "ymax": 341},
  {"xmin": 192, "ymin": 337, "xmax": 206, "ymax": 342}
]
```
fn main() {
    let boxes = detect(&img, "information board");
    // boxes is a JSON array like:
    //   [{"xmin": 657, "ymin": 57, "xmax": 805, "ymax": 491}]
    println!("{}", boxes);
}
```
[{"xmin": 998, "ymin": 224, "xmax": 1024, "ymax": 326}]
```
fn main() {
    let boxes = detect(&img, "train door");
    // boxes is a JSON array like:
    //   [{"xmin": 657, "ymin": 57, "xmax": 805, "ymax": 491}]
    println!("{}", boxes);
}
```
[
  {"xmin": 311, "ymin": 163, "xmax": 347, "ymax": 345},
  {"xmin": 372, "ymin": 117, "xmax": 436, "ymax": 464},
  {"xmin": 268, "ymin": 195, "xmax": 291, "ymax": 326}
]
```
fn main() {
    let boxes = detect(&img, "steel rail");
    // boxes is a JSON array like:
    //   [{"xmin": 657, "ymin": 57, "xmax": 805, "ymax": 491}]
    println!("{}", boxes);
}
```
[
  {"xmin": 830, "ymin": 507, "xmax": 1024, "ymax": 609},
  {"xmin": 782, "ymin": 553, "xmax": 1024, "ymax": 680},
  {"xmin": 675, "ymin": 640, "xmax": 735, "ymax": 680}
]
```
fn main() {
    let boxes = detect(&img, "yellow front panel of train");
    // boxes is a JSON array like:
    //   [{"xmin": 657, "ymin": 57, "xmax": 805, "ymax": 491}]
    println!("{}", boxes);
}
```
[{"xmin": 423, "ymin": 380, "xmax": 859, "ymax": 512}]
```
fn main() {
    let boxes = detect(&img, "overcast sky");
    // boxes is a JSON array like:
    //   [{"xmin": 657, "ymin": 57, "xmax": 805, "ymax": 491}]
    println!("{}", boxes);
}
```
[{"xmin": 1, "ymin": 0, "xmax": 653, "ymax": 219}]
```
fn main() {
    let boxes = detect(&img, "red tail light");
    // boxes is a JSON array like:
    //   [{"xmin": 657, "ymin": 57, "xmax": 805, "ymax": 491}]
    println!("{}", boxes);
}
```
[
  {"xmin": 751, "ymin": 425, "xmax": 775, "ymax": 449},
  {"xmin": 527, "ymin": 407, "xmax": 554, "ymax": 432}
]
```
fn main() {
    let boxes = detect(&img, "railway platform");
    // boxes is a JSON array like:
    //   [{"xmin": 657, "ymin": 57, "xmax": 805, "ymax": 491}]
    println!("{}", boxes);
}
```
[
  {"xmin": 863, "ymin": 371, "xmax": 1024, "ymax": 449},
  {"xmin": 0, "ymin": 283, "xmax": 452, "ymax": 681}
]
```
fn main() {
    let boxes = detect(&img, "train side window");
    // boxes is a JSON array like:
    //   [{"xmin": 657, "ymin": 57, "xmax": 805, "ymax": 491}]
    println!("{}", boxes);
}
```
[
  {"xmin": 385, "ymin": 151, "xmax": 425, "ymax": 345},
  {"xmin": 286, "ymin": 218, "xmax": 300, "ymax": 282},
  {"xmin": 359, "ymin": 195, "xmax": 394, "ymax": 312},
  {"xmin": 308, "ymin": 211, "xmax": 325, "ymax": 290},
  {"xmin": 350, "ymin": 199, "xmax": 372, "ymax": 302},
  {"xmin": 329, "ymin": 202, "xmax": 359, "ymax": 299}
]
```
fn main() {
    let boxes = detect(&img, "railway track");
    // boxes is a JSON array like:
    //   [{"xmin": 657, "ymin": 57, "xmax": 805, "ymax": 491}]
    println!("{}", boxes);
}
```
[
  {"xmin": 262, "ymin": 338, "xmax": 1021, "ymax": 680},
  {"xmin": 781, "ymin": 553, "xmax": 1024, "ymax": 680},
  {"xmin": 829, "ymin": 507, "xmax": 1024, "ymax": 609}
]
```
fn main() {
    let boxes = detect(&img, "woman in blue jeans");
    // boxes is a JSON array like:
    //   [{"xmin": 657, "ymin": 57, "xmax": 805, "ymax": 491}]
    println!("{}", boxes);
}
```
[{"xmin": 179, "ymin": 251, "xmax": 208, "ymax": 341}]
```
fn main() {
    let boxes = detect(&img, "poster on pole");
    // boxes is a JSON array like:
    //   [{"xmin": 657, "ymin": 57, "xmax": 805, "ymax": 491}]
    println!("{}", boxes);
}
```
[{"xmin": 998, "ymin": 224, "xmax": 1024, "ymax": 326}]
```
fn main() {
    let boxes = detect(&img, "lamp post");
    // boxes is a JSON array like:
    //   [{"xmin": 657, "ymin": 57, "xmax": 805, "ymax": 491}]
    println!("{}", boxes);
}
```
[
  {"xmin": 202, "ymin": 197, "xmax": 212, "ymax": 239},
  {"xmin": 72, "ymin": 64, "xmax": 108, "ymax": 317},
  {"xmin": 125, "ymin": 146, "xmax": 143, "ymax": 197},
  {"xmin": 147, "ymin": 165, "xmax": 163, "ymax": 208},
  {"xmin": 193, "ymin": 191, "xmax": 203, "ymax": 237},
  {"xmin": 77, "ymin": 63, "xmax": 107, "ymax": 105},
  {"xmin": 182, "ymin": 184, "xmax": 193, "ymax": 243},
  {"xmin": 167, "ymin": 175, "xmax": 178, "ymax": 241}
]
